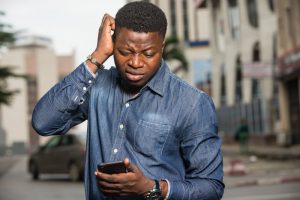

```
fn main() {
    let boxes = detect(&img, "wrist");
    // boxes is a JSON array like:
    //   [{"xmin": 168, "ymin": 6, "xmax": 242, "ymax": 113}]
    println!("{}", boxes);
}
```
[
  {"xmin": 143, "ymin": 179, "xmax": 155, "ymax": 198},
  {"xmin": 91, "ymin": 51, "xmax": 107, "ymax": 64},
  {"xmin": 160, "ymin": 180, "xmax": 168, "ymax": 199},
  {"xmin": 144, "ymin": 179, "xmax": 163, "ymax": 200},
  {"xmin": 86, "ymin": 52, "xmax": 106, "ymax": 73}
]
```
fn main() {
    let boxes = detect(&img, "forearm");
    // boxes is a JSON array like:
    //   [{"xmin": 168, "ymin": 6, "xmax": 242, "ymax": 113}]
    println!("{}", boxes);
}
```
[
  {"xmin": 168, "ymin": 178, "xmax": 224, "ymax": 200},
  {"xmin": 32, "ymin": 63, "xmax": 95, "ymax": 135}
]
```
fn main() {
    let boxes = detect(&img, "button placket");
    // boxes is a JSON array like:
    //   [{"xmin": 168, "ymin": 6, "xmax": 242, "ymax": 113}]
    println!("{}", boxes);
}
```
[
  {"xmin": 113, "ymin": 148, "xmax": 118, "ymax": 154},
  {"xmin": 110, "ymin": 95, "xmax": 133, "ymax": 161}
]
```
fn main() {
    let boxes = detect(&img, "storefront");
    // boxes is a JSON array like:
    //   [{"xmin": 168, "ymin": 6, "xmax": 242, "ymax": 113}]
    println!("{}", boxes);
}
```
[{"xmin": 277, "ymin": 45, "xmax": 300, "ymax": 144}]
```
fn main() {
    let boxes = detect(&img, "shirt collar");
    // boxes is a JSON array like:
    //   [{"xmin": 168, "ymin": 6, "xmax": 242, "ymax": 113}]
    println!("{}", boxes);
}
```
[{"xmin": 146, "ymin": 59, "xmax": 169, "ymax": 97}]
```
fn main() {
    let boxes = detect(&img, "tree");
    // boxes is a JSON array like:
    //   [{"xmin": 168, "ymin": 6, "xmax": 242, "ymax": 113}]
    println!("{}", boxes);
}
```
[
  {"xmin": 162, "ymin": 36, "xmax": 188, "ymax": 74},
  {"xmin": 0, "ymin": 11, "xmax": 25, "ymax": 105}
]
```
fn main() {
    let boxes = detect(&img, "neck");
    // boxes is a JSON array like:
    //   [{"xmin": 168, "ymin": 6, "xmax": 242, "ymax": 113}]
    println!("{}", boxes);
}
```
[{"xmin": 120, "ymin": 81, "xmax": 141, "ymax": 96}]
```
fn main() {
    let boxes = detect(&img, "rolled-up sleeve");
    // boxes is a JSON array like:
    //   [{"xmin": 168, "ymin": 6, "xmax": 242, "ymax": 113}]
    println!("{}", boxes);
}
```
[
  {"xmin": 167, "ymin": 93, "xmax": 224, "ymax": 200},
  {"xmin": 32, "ymin": 63, "xmax": 96, "ymax": 136}
]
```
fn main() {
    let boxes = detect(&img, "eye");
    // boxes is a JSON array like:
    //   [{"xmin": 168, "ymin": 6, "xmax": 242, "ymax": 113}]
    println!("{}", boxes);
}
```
[
  {"xmin": 119, "ymin": 49, "xmax": 131, "ymax": 56},
  {"xmin": 144, "ymin": 52, "xmax": 154, "ymax": 58}
]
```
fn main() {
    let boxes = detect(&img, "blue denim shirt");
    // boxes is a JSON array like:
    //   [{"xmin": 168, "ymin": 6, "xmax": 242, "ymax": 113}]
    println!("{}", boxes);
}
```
[{"xmin": 32, "ymin": 60, "xmax": 224, "ymax": 200}]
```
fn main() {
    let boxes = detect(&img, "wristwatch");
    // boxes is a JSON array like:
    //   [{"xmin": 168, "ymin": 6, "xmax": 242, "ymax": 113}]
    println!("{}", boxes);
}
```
[
  {"xmin": 87, "ymin": 55, "xmax": 104, "ymax": 69},
  {"xmin": 145, "ymin": 179, "xmax": 162, "ymax": 200}
]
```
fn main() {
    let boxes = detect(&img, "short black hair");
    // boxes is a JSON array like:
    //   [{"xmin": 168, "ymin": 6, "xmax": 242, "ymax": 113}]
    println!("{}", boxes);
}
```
[{"xmin": 115, "ymin": 1, "xmax": 167, "ymax": 39}]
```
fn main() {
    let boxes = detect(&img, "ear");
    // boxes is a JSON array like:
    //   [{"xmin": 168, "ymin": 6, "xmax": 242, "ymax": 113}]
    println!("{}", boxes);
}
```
[
  {"xmin": 112, "ymin": 31, "xmax": 116, "ymax": 43},
  {"xmin": 162, "ymin": 41, "xmax": 165, "ymax": 52}
]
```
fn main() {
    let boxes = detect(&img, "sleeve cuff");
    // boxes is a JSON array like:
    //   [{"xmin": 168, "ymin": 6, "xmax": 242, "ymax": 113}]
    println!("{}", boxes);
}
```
[
  {"xmin": 84, "ymin": 61, "xmax": 97, "ymax": 78},
  {"xmin": 162, "ymin": 179, "xmax": 170, "ymax": 200}
]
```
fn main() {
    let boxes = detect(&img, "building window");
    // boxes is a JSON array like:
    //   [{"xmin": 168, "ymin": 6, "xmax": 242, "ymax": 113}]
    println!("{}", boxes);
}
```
[
  {"xmin": 252, "ymin": 79, "xmax": 260, "ymax": 99},
  {"xmin": 286, "ymin": 7, "xmax": 295, "ymax": 45},
  {"xmin": 235, "ymin": 56, "xmax": 242, "ymax": 102},
  {"xmin": 252, "ymin": 42, "xmax": 260, "ymax": 61},
  {"xmin": 228, "ymin": 0, "xmax": 240, "ymax": 39},
  {"xmin": 268, "ymin": 0, "xmax": 274, "ymax": 12},
  {"xmin": 212, "ymin": 0, "xmax": 220, "ymax": 8},
  {"xmin": 183, "ymin": 0, "xmax": 189, "ymax": 41},
  {"xmin": 194, "ymin": 0, "xmax": 207, "ymax": 8},
  {"xmin": 247, "ymin": 0, "xmax": 259, "ymax": 28},
  {"xmin": 221, "ymin": 64, "xmax": 227, "ymax": 105},
  {"xmin": 252, "ymin": 42, "xmax": 261, "ymax": 99},
  {"xmin": 170, "ymin": 0, "xmax": 177, "ymax": 37}
]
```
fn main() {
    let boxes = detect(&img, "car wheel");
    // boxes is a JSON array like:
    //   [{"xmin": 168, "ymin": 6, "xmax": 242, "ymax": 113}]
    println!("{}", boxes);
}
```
[
  {"xmin": 69, "ymin": 163, "xmax": 80, "ymax": 182},
  {"xmin": 30, "ymin": 162, "xmax": 39, "ymax": 180}
]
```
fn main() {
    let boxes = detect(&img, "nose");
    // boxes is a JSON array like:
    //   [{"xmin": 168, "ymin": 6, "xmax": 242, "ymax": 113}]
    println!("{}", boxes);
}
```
[{"xmin": 129, "ymin": 54, "xmax": 143, "ymax": 68}]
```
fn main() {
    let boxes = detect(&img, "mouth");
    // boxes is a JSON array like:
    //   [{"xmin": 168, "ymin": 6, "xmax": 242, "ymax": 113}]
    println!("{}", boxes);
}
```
[{"xmin": 125, "ymin": 71, "xmax": 144, "ymax": 82}]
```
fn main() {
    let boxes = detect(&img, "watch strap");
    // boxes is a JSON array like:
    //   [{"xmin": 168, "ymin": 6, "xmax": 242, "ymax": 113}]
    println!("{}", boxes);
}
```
[{"xmin": 87, "ymin": 55, "xmax": 104, "ymax": 70}]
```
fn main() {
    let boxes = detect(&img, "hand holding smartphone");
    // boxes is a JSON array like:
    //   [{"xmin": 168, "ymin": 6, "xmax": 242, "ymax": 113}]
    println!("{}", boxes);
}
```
[{"xmin": 97, "ymin": 161, "xmax": 127, "ymax": 174}]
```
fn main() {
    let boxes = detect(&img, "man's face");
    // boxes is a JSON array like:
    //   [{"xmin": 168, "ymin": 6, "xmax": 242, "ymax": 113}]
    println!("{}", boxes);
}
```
[{"xmin": 113, "ymin": 27, "xmax": 164, "ymax": 93}]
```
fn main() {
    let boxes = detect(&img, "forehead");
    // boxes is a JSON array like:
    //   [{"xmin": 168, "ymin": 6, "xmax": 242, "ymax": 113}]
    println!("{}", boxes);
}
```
[{"xmin": 115, "ymin": 28, "xmax": 163, "ymax": 49}]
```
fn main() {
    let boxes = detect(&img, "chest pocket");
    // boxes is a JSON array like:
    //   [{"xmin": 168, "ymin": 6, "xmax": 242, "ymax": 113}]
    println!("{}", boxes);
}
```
[{"xmin": 134, "ymin": 120, "xmax": 170, "ymax": 156}]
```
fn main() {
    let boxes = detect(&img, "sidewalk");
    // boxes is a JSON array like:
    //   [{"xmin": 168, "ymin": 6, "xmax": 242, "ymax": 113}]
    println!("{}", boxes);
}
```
[
  {"xmin": 222, "ymin": 142, "xmax": 300, "ymax": 188},
  {"xmin": 0, "ymin": 156, "xmax": 19, "ymax": 178},
  {"xmin": 222, "ymin": 142, "xmax": 300, "ymax": 160}
]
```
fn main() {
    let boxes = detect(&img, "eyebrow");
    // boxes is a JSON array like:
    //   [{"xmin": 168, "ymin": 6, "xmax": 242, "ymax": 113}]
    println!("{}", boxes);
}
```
[{"xmin": 119, "ymin": 45, "xmax": 156, "ymax": 53}]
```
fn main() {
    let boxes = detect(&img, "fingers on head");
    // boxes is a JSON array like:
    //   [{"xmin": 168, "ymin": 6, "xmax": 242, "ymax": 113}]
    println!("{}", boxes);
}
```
[{"xmin": 102, "ymin": 13, "xmax": 115, "ymax": 30}]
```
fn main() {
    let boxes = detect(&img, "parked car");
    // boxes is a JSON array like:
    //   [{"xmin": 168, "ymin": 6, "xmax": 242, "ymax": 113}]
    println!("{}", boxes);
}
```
[{"xmin": 28, "ymin": 133, "xmax": 86, "ymax": 182}]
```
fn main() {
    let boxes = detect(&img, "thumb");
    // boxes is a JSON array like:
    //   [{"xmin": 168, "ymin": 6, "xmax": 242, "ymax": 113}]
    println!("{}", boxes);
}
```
[{"xmin": 124, "ymin": 158, "xmax": 137, "ymax": 173}]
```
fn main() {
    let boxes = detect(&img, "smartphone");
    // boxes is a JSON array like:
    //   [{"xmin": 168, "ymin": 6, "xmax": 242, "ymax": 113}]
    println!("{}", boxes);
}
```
[{"xmin": 97, "ymin": 161, "xmax": 127, "ymax": 174}]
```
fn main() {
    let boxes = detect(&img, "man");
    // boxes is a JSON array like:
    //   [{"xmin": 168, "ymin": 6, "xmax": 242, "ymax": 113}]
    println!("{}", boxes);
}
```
[{"xmin": 32, "ymin": 2, "xmax": 224, "ymax": 199}]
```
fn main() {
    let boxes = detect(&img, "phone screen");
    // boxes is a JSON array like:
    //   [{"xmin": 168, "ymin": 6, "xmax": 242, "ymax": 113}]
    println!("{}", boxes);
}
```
[{"xmin": 97, "ymin": 161, "xmax": 127, "ymax": 174}]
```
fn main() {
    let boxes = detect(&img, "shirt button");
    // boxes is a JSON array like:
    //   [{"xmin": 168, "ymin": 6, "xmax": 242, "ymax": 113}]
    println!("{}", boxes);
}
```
[
  {"xmin": 119, "ymin": 124, "xmax": 124, "ymax": 130},
  {"xmin": 88, "ymin": 80, "xmax": 92, "ymax": 84},
  {"xmin": 83, "ymin": 86, "xmax": 87, "ymax": 91},
  {"xmin": 113, "ymin": 148, "xmax": 118, "ymax": 154},
  {"xmin": 125, "ymin": 103, "xmax": 130, "ymax": 108}
]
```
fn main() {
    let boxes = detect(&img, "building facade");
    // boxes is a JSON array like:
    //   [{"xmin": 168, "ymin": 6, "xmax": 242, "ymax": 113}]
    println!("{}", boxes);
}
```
[
  {"xmin": 207, "ymin": 0, "xmax": 278, "ymax": 141},
  {"xmin": 0, "ymin": 35, "xmax": 75, "ymax": 154},
  {"xmin": 276, "ymin": 0, "xmax": 300, "ymax": 145},
  {"xmin": 208, "ymin": 0, "xmax": 277, "ymax": 106}
]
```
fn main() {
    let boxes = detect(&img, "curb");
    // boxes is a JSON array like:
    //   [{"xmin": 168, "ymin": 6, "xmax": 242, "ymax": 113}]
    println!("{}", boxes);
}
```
[{"xmin": 229, "ymin": 176, "xmax": 300, "ymax": 188}]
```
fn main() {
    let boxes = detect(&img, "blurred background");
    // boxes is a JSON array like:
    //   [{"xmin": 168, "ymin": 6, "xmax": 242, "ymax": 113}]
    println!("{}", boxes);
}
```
[{"xmin": 0, "ymin": 0, "xmax": 300, "ymax": 199}]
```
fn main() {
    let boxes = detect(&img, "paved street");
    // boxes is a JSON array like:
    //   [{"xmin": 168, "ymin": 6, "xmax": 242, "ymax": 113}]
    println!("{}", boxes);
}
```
[
  {"xmin": 222, "ymin": 143, "xmax": 300, "ymax": 199},
  {"xmin": 222, "ymin": 143, "xmax": 300, "ymax": 188},
  {"xmin": 0, "ymin": 156, "xmax": 85, "ymax": 200},
  {"xmin": 1, "ymin": 145, "xmax": 300, "ymax": 200}
]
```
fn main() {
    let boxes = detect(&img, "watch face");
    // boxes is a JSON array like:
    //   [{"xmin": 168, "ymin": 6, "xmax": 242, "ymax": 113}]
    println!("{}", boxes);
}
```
[
  {"xmin": 151, "ymin": 191, "xmax": 161, "ymax": 199},
  {"xmin": 147, "ymin": 189, "xmax": 161, "ymax": 200}
]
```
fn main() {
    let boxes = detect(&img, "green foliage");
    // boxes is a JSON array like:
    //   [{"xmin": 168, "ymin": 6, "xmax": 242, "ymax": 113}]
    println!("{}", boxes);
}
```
[
  {"xmin": 0, "ymin": 11, "xmax": 25, "ymax": 106},
  {"xmin": 0, "ymin": 11, "xmax": 15, "ymax": 47},
  {"xmin": 0, "ymin": 88, "xmax": 19, "ymax": 105},
  {"xmin": 162, "ymin": 36, "xmax": 188, "ymax": 72}
]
